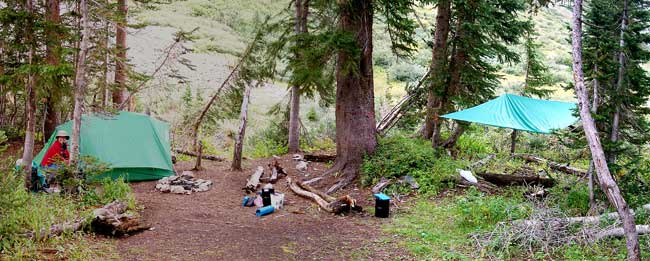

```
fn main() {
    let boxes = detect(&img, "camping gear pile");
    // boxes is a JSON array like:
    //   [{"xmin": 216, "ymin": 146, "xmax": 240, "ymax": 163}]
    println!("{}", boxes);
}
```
[
  {"xmin": 242, "ymin": 159, "xmax": 288, "ymax": 216},
  {"xmin": 155, "ymin": 171, "xmax": 213, "ymax": 195}
]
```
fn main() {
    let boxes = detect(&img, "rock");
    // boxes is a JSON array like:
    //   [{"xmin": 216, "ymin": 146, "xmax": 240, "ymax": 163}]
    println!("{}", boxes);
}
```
[
  {"xmin": 170, "ymin": 185, "xmax": 187, "ymax": 194},
  {"xmin": 159, "ymin": 177, "xmax": 169, "ymax": 184},
  {"xmin": 168, "ymin": 175, "xmax": 179, "ymax": 182},
  {"xmin": 181, "ymin": 171, "xmax": 195, "ymax": 179},
  {"xmin": 292, "ymin": 154, "xmax": 303, "ymax": 161},
  {"xmin": 296, "ymin": 161, "xmax": 308, "ymax": 172},
  {"xmin": 400, "ymin": 175, "xmax": 420, "ymax": 189},
  {"xmin": 157, "ymin": 184, "xmax": 170, "ymax": 193},
  {"xmin": 195, "ymin": 184, "xmax": 210, "ymax": 192},
  {"xmin": 204, "ymin": 180, "xmax": 213, "ymax": 187},
  {"xmin": 195, "ymin": 179, "xmax": 205, "ymax": 184}
]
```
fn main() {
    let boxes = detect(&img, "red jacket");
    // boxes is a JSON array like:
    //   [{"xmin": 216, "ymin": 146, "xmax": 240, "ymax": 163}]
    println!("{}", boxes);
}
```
[{"xmin": 41, "ymin": 140, "xmax": 69, "ymax": 166}]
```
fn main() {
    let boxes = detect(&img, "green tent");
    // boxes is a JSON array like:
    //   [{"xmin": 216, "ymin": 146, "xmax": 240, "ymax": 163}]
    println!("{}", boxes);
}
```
[
  {"xmin": 441, "ymin": 93, "xmax": 578, "ymax": 134},
  {"xmin": 34, "ymin": 111, "xmax": 174, "ymax": 181}
]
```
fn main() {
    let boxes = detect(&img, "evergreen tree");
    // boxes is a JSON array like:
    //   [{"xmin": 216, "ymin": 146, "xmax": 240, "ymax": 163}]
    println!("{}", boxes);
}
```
[{"xmin": 582, "ymin": 0, "xmax": 650, "ymax": 205}]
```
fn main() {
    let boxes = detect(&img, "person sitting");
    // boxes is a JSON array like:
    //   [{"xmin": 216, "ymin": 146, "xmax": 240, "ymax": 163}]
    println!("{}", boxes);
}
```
[{"xmin": 40, "ymin": 130, "xmax": 70, "ymax": 184}]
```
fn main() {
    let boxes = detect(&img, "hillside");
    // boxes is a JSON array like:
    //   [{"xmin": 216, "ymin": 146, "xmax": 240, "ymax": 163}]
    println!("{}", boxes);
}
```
[{"xmin": 127, "ymin": 1, "xmax": 576, "ymax": 154}]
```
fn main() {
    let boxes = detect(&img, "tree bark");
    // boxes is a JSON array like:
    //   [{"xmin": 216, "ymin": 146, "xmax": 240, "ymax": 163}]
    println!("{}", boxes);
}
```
[
  {"xmin": 231, "ymin": 83, "xmax": 253, "ymax": 171},
  {"xmin": 325, "ymin": 0, "xmax": 377, "ymax": 194},
  {"xmin": 22, "ymin": 0, "xmax": 37, "ymax": 190},
  {"xmin": 423, "ymin": 0, "xmax": 451, "ymax": 139},
  {"xmin": 71, "ymin": 0, "xmax": 90, "ymax": 163},
  {"xmin": 44, "ymin": 0, "xmax": 62, "ymax": 140},
  {"xmin": 288, "ymin": 0, "xmax": 309, "ymax": 153},
  {"xmin": 609, "ymin": 0, "xmax": 628, "ymax": 163},
  {"xmin": 570, "ymin": 1, "xmax": 640, "ymax": 259},
  {"xmin": 112, "ymin": 0, "xmax": 127, "ymax": 107}
]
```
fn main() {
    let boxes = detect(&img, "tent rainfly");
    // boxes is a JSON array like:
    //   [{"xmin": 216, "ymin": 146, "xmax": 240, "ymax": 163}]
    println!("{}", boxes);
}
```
[
  {"xmin": 441, "ymin": 93, "xmax": 578, "ymax": 134},
  {"xmin": 34, "ymin": 111, "xmax": 175, "ymax": 181}
]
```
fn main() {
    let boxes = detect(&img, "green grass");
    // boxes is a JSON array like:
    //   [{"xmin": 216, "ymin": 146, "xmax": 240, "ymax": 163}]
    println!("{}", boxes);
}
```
[
  {"xmin": 386, "ymin": 190, "xmax": 650, "ymax": 260},
  {"xmin": 0, "ymin": 159, "xmax": 136, "ymax": 259}
]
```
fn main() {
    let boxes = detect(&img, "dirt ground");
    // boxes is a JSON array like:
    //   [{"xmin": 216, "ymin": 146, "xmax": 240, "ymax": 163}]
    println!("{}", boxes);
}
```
[{"xmin": 111, "ymin": 155, "xmax": 411, "ymax": 260}]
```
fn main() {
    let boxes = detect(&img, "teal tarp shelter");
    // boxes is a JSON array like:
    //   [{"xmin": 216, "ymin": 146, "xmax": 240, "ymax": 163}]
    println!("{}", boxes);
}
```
[
  {"xmin": 441, "ymin": 93, "xmax": 578, "ymax": 134},
  {"xmin": 34, "ymin": 111, "xmax": 174, "ymax": 181}
]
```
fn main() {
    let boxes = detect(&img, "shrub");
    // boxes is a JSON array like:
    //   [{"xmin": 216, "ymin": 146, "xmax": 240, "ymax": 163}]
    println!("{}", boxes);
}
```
[{"xmin": 361, "ymin": 135, "xmax": 464, "ymax": 195}]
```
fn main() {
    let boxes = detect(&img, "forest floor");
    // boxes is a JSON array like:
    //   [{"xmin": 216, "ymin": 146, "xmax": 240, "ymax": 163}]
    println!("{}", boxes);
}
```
[{"xmin": 108, "ymin": 155, "xmax": 411, "ymax": 260}]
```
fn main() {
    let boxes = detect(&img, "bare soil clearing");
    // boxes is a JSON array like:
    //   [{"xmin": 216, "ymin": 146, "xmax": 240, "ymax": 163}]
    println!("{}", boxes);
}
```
[{"xmin": 111, "ymin": 155, "xmax": 410, "ymax": 260}]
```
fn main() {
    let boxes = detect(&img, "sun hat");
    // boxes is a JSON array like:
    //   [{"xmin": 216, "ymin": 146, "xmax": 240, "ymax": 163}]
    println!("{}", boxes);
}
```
[{"xmin": 55, "ymin": 130, "xmax": 70, "ymax": 139}]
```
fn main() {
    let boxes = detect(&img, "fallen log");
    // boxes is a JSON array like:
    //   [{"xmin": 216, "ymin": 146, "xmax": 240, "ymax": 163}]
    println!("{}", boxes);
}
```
[
  {"xmin": 302, "ymin": 176, "xmax": 325, "ymax": 186},
  {"xmin": 244, "ymin": 166, "xmax": 264, "ymax": 192},
  {"xmin": 296, "ymin": 179, "xmax": 336, "ymax": 202},
  {"xmin": 372, "ymin": 178, "xmax": 393, "ymax": 193},
  {"xmin": 91, "ymin": 201, "xmax": 150, "ymax": 237},
  {"xmin": 476, "ymin": 172, "xmax": 555, "ymax": 188},
  {"xmin": 469, "ymin": 154, "xmax": 495, "ymax": 170},
  {"xmin": 303, "ymin": 154, "xmax": 336, "ymax": 162},
  {"xmin": 513, "ymin": 154, "xmax": 587, "ymax": 176},
  {"xmin": 596, "ymin": 225, "xmax": 650, "ymax": 240},
  {"xmin": 174, "ymin": 149, "xmax": 225, "ymax": 162},
  {"xmin": 27, "ymin": 200, "xmax": 148, "ymax": 240},
  {"xmin": 287, "ymin": 178, "xmax": 360, "ymax": 214}
]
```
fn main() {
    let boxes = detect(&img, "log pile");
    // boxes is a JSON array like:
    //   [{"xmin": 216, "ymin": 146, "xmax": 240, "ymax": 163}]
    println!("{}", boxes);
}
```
[
  {"xmin": 287, "ymin": 178, "xmax": 361, "ymax": 214},
  {"xmin": 156, "ymin": 171, "xmax": 213, "ymax": 195}
]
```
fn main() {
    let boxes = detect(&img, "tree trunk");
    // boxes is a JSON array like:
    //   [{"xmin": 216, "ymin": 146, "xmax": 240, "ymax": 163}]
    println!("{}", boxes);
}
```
[
  {"xmin": 571, "ymin": 1, "xmax": 640, "ymax": 259},
  {"xmin": 325, "ymin": 0, "xmax": 377, "ymax": 194},
  {"xmin": 101, "ymin": 19, "xmax": 111, "ymax": 109},
  {"xmin": 112, "ymin": 0, "xmax": 127, "ymax": 107},
  {"xmin": 423, "ymin": 0, "xmax": 451, "ymax": 139},
  {"xmin": 432, "ymin": 0, "xmax": 473, "ymax": 148},
  {"xmin": 288, "ymin": 85, "xmax": 301, "ymax": 153},
  {"xmin": 231, "ymin": 83, "xmax": 253, "ymax": 171},
  {"xmin": 589, "ymin": 63, "xmax": 600, "ymax": 211},
  {"xmin": 43, "ymin": 0, "xmax": 62, "ymax": 140},
  {"xmin": 22, "ymin": 0, "xmax": 37, "ymax": 190},
  {"xmin": 609, "ymin": 0, "xmax": 628, "ymax": 163},
  {"xmin": 510, "ymin": 130, "xmax": 517, "ymax": 154},
  {"xmin": 0, "ymin": 40, "xmax": 5, "ymax": 127},
  {"xmin": 71, "ymin": 0, "xmax": 90, "ymax": 163},
  {"xmin": 191, "ymin": 42, "xmax": 254, "ymax": 153},
  {"xmin": 441, "ymin": 123, "xmax": 466, "ymax": 149},
  {"xmin": 288, "ymin": 0, "xmax": 309, "ymax": 153}
]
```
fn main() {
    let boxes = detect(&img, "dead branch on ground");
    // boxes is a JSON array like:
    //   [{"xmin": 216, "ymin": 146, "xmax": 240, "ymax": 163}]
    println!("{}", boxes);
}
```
[{"xmin": 287, "ymin": 178, "xmax": 360, "ymax": 214}]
